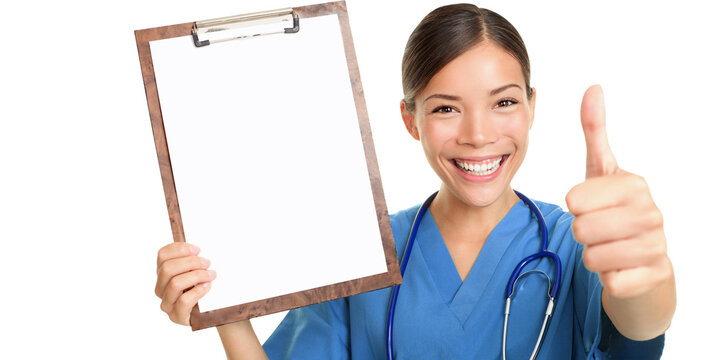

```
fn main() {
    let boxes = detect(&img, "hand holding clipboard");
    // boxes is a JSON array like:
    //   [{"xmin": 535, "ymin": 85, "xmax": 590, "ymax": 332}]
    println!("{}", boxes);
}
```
[{"xmin": 136, "ymin": 1, "xmax": 400, "ymax": 331}]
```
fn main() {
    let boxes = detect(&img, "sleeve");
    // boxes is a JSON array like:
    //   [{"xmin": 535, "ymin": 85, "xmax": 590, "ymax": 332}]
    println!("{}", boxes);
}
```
[
  {"xmin": 262, "ymin": 297, "xmax": 350, "ymax": 360},
  {"xmin": 571, "ymin": 238, "xmax": 665, "ymax": 359}
]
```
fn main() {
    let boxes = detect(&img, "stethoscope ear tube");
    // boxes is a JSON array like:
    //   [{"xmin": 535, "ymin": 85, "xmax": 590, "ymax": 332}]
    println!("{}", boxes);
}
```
[
  {"xmin": 509, "ymin": 191, "xmax": 562, "ymax": 299},
  {"xmin": 503, "ymin": 191, "xmax": 561, "ymax": 360},
  {"xmin": 505, "ymin": 251, "xmax": 562, "ymax": 299},
  {"xmin": 387, "ymin": 190, "xmax": 560, "ymax": 360}
]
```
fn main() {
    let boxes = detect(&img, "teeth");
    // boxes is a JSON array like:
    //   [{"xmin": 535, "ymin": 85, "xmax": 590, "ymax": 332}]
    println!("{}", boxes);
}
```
[{"xmin": 455, "ymin": 157, "xmax": 503, "ymax": 176}]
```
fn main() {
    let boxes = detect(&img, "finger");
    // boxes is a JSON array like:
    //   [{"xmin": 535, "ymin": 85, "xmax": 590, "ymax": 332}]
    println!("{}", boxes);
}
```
[
  {"xmin": 170, "ymin": 282, "xmax": 212, "ymax": 326},
  {"xmin": 566, "ymin": 171, "xmax": 648, "ymax": 215},
  {"xmin": 582, "ymin": 230, "xmax": 666, "ymax": 273},
  {"xmin": 572, "ymin": 204, "xmax": 663, "ymax": 245},
  {"xmin": 157, "ymin": 242, "xmax": 200, "ymax": 269},
  {"xmin": 599, "ymin": 258, "xmax": 671, "ymax": 299},
  {"xmin": 581, "ymin": 85, "xmax": 618, "ymax": 179},
  {"xmin": 162, "ymin": 269, "xmax": 217, "ymax": 311},
  {"xmin": 156, "ymin": 256, "xmax": 211, "ymax": 298}
]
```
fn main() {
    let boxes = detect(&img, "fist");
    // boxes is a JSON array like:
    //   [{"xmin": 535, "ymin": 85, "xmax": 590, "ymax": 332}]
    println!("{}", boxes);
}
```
[{"xmin": 566, "ymin": 85, "xmax": 672, "ymax": 299}]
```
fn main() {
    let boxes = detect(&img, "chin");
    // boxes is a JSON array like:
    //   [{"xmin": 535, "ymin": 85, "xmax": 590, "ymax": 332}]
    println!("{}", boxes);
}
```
[{"xmin": 450, "ymin": 185, "xmax": 510, "ymax": 209}]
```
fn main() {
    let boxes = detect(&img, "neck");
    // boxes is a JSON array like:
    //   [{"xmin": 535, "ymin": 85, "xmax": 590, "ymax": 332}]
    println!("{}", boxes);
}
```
[{"xmin": 429, "ymin": 185, "xmax": 519, "ymax": 243}]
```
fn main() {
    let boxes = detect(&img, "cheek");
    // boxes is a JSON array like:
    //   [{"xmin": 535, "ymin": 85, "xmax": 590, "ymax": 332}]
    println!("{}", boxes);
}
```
[
  {"xmin": 420, "ymin": 120, "xmax": 456, "ymax": 151},
  {"xmin": 499, "ymin": 111, "xmax": 531, "ymax": 144}
]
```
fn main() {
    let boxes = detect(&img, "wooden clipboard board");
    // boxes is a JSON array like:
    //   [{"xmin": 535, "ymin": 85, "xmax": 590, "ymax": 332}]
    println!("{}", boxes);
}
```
[{"xmin": 135, "ymin": 1, "xmax": 402, "ymax": 331}]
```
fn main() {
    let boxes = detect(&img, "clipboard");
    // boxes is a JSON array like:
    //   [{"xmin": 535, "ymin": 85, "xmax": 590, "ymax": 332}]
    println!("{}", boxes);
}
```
[{"xmin": 135, "ymin": 1, "xmax": 402, "ymax": 331}]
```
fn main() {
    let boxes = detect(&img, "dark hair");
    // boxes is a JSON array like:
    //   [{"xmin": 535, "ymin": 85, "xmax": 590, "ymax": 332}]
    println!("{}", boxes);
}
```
[{"xmin": 402, "ymin": 4, "xmax": 532, "ymax": 111}]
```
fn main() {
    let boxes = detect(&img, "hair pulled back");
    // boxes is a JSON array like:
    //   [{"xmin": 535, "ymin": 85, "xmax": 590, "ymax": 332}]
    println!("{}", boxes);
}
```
[{"xmin": 402, "ymin": 4, "xmax": 532, "ymax": 111}]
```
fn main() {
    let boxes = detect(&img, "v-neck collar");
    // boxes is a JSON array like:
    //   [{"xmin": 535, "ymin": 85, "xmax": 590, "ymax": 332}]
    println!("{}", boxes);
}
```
[{"xmin": 416, "ymin": 199, "xmax": 530, "ymax": 326}]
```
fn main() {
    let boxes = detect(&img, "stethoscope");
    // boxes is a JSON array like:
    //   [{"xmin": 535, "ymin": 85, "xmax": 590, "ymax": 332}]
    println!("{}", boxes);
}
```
[{"xmin": 386, "ymin": 190, "xmax": 562, "ymax": 360}]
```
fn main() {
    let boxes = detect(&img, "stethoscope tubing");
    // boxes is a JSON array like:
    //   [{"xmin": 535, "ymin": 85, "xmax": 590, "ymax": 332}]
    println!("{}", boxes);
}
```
[
  {"xmin": 386, "ymin": 190, "xmax": 560, "ymax": 360},
  {"xmin": 386, "ymin": 191, "xmax": 437, "ymax": 360},
  {"xmin": 507, "ymin": 190, "xmax": 561, "ymax": 299}
]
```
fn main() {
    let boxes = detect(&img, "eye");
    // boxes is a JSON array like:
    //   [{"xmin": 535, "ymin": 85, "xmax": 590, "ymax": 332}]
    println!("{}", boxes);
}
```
[
  {"xmin": 432, "ymin": 105, "xmax": 456, "ymax": 113},
  {"xmin": 495, "ymin": 98, "xmax": 518, "ymax": 108}
]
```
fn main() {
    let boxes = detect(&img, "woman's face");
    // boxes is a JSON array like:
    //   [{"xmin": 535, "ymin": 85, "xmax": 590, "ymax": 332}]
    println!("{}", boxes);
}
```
[{"xmin": 401, "ymin": 41, "xmax": 536, "ymax": 208}]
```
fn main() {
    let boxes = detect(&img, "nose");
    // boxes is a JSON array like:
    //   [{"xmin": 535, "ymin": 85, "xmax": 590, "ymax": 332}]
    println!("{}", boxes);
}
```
[{"xmin": 457, "ymin": 109, "xmax": 499, "ymax": 148}]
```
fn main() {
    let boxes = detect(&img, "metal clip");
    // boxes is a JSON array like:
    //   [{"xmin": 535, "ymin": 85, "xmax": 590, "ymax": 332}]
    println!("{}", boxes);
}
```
[{"xmin": 192, "ymin": 8, "xmax": 299, "ymax": 47}]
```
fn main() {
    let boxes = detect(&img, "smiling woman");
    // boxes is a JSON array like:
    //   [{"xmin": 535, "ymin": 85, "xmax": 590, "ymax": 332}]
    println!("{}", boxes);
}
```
[
  {"xmin": 154, "ymin": 2, "xmax": 674, "ymax": 359},
  {"xmin": 400, "ymin": 42, "xmax": 537, "ymax": 279},
  {"xmin": 401, "ymin": 42, "xmax": 535, "ymax": 210}
]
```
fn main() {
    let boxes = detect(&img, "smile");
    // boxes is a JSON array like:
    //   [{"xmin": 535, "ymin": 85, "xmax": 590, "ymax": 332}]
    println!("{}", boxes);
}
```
[{"xmin": 454, "ymin": 156, "xmax": 504, "ymax": 176}]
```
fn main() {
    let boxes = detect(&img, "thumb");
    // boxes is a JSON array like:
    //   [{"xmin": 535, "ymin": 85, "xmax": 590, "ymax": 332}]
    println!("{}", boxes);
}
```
[{"xmin": 581, "ymin": 84, "xmax": 618, "ymax": 178}]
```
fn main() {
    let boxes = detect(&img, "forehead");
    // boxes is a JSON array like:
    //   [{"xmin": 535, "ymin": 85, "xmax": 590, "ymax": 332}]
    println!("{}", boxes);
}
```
[{"xmin": 420, "ymin": 41, "xmax": 525, "ymax": 98}]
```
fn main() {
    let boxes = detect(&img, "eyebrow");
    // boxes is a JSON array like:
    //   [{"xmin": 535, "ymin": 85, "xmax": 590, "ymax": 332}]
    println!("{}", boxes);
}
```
[
  {"xmin": 423, "ymin": 84, "xmax": 523, "ymax": 103},
  {"xmin": 424, "ymin": 93, "xmax": 462, "ymax": 102},
  {"xmin": 490, "ymin": 83, "xmax": 522, "ymax": 96}
]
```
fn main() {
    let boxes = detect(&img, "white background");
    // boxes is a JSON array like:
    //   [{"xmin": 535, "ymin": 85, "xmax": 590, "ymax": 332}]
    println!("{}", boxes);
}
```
[{"xmin": 1, "ymin": 0, "xmax": 707, "ymax": 358}]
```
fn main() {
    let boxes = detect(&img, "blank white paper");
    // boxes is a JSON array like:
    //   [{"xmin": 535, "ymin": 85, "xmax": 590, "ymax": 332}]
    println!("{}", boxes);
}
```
[{"xmin": 149, "ymin": 14, "xmax": 388, "ymax": 313}]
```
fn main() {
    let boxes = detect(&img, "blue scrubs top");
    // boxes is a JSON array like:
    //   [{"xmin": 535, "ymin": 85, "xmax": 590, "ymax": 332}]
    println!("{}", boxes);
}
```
[{"xmin": 263, "ymin": 199, "xmax": 664, "ymax": 359}]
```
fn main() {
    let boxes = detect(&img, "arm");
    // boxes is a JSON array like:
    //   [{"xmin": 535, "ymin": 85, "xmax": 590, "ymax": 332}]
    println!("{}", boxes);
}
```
[
  {"xmin": 566, "ymin": 85, "xmax": 676, "ymax": 340},
  {"xmin": 155, "ymin": 243, "xmax": 267, "ymax": 358},
  {"xmin": 217, "ymin": 321, "xmax": 268, "ymax": 360},
  {"xmin": 602, "ymin": 265, "xmax": 675, "ymax": 340}
]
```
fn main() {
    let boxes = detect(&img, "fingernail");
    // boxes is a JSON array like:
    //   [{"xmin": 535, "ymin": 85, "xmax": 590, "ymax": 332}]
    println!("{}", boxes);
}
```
[
  {"xmin": 208, "ymin": 270, "xmax": 216, "ymax": 278},
  {"xmin": 189, "ymin": 245, "xmax": 200, "ymax": 254},
  {"xmin": 201, "ymin": 282, "xmax": 210, "ymax": 288},
  {"xmin": 201, "ymin": 258, "xmax": 210, "ymax": 267}
]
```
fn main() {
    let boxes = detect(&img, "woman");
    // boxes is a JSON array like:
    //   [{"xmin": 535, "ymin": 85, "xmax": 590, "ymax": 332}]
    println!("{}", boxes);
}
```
[{"xmin": 155, "ymin": 4, "xmax": 675, "ymax": 359}]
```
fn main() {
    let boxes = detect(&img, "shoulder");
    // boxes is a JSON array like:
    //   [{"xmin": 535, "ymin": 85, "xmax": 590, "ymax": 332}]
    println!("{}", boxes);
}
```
[
  {"xmin": 389, "ymin": 204, "xmax": 420, "ymax": 236},
  {"xmin": 531, "ymin": 199, "xmax": 575, "ymax": 232},
  {"xmin": 526, "ymin": 198, "xmax": 580, "ymax": 255},
  {"xmin": 388, "ymin": 204, "xmax": 422, "ymax": 259}
]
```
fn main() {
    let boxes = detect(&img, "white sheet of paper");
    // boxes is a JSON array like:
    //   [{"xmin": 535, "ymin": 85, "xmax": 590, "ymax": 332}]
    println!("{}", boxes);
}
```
[{"xmin": 149, "ymin": 14, "xmax": 388, "ymax": 312}]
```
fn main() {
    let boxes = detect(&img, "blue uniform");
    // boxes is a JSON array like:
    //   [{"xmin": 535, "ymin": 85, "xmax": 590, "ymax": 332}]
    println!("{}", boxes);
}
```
[{"xmin": 263, "ymin": 199, "xmax": 664, "ymax": 359}]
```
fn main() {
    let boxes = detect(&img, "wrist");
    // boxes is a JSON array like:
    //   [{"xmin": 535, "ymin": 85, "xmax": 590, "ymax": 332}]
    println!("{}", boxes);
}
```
[{"xmin": 216, "ymin": 320, "xmax": 268, "ymax": 360}]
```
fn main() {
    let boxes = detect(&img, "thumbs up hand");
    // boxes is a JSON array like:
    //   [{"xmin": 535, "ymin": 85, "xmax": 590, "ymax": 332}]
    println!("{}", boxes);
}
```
[{"xmin": 566, "ymin": 86, "xmax": 674, "ymax": 307}]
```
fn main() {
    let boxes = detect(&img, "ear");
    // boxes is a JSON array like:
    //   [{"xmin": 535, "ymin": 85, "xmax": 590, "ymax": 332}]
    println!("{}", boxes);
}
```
[
  {"xmin": 400, "ymin": 100, "xmax": 420, "ymax": 140},
  {"xmin": 528, "ymin": 87, "xmax": 536, "ymax": 129}
]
